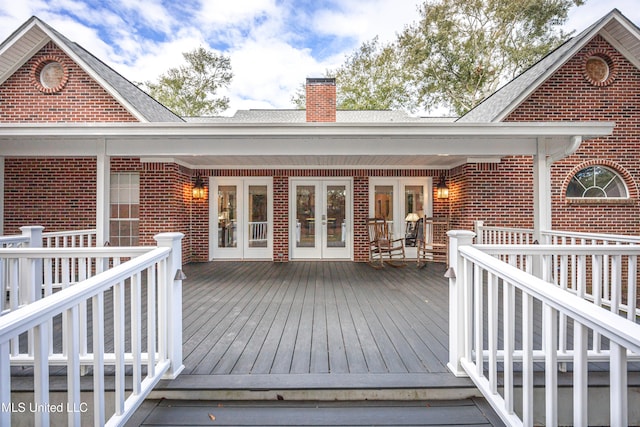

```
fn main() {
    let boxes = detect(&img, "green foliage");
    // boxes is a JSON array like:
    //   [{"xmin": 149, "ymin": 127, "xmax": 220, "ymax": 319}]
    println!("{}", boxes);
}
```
[
  {"xmin": 292, "ymin": 38, "xmax": 417, "ymax": 111},
  {"xmin": 398, "ymin": 0, "xmax": 584, "ymax": 115},
  {"xmin": 145, "ymin": 47, "xmax": 233, "ymax": 117},
  {"xmin": 294, "ymin": 0, "xmax": 584, "ymax": 116}
]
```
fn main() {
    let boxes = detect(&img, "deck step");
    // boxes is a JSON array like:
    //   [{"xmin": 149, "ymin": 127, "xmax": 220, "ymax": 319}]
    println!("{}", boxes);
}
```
[
  {"xmin": 128, "ymin": 399, "xmax": 506, "ymax": 427},
  {"xmin": 149, "ymin": 373, "xmax": 480, "ymax": 401}
]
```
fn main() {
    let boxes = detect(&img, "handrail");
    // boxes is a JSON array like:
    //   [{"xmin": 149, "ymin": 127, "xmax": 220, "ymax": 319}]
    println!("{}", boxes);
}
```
[
  {"xmin": 475, "ymin": 221, "xmax": 640, "ymax": 245},
  {"xmin": 0, "ymin": 247, "xmax": 169, "ymax": 342},
  {"xmin": 448, "ymin": 230, "xmax": 640, "ymax": 426},
  {"xmin": 459, "ymin": 245, "xmax": 640, "ymax": 352},
  {"xmin": 0, "ymin": 246, "xmax": 151, "ymax": 258},
  {"xmin": 42, "ymin": 228, "xmax": 97, "ymax": 238},
  {"xmin": 541, "ymin": 229, "xmax": 640, "ymax": 244},
  {"xmin": 0, "ymin": 236, "xmax": 29, "ymax": 247},
  {"xmin": 0, "ymin": 232, "xmax": 184, "ymax": 427}
]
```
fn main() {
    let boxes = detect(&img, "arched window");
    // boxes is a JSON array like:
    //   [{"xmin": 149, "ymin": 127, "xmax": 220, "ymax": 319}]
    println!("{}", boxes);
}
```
[{"xmin": 566, "ymin": 165, "xmax": 628, "ymax": 198}]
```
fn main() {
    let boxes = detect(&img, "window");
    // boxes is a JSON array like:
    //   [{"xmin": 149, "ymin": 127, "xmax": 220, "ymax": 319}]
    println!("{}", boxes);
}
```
[
  {"xmin": 110, "ymin": 173, "xmax": 140, "ymax": 246},
  {"xmin": 566, "ymin": 165, "xmax": 628, "ymax": 199}
]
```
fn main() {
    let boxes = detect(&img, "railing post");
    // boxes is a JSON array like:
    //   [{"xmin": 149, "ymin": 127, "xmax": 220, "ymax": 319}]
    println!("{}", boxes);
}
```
[
  {"xmin": 446, "ymin": 230, "xmax": 476, "ymax": 377},
  {"xmin": 473, "ymin": 220, "xmax": 484, "ymax": 244},
  {"xmin": 19, "ymin": 226, "xmax": 44, "ymax": 305},
  {"xmin": 154, "ymin": 232, "xmax": 185, "ymax": 379}
]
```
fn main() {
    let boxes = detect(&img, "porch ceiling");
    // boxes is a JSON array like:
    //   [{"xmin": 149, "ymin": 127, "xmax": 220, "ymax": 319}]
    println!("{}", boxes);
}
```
[{"xmin": 0, "ymin": 121, "xmax": 614, "ymax": 169}]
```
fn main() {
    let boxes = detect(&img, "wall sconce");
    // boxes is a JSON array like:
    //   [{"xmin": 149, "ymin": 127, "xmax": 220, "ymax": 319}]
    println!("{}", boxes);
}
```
[
  {"xmin": 192, "ymin": 175, "xmax": 205, "ymax": 199},
  {"xmin": 436, "ymin": 176, "xmax": 449, "ymax": 199}
]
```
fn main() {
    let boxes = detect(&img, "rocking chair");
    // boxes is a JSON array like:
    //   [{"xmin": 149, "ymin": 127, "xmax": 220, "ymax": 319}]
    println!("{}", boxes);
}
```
[
  {"xmin": 367, "ymin": 217, "xmax": 406, "ymax": 268},
  {"xmin": 416, "ymin": 216, "xmax": 449, "ymax": 268}
]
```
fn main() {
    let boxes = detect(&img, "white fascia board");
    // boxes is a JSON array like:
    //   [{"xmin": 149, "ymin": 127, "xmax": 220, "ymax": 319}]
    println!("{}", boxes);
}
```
[
  {"xmin": 0, "ymin": 121, "xmax": 615, "ymax": 137},
  {"xmin": 108, "ymin": 135, "xmax": 539, "ymax": 157},
  {"xmin": 0, "ymin": 122, "xmax": 614, "ymax": 158},
  {"xmin": 0, "ymin": 22, "xmax": 50, "ymax": 86},
  {"xmin": 600, "ymin": 28, "xmax": 640, "ymax": 70},
  {"xmin": 0, "ymin": 138, "xmax": 102, "ymax": 156}
]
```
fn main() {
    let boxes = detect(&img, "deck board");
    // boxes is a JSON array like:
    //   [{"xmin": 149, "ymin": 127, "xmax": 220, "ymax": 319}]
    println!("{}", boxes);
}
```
[
  {"xmin": 133, "ymin": 399, "xmax": 499, "ymax": 426},
  {"xmin": 180, "ymin": 261, "xmax": 452, "ymax": 377}
]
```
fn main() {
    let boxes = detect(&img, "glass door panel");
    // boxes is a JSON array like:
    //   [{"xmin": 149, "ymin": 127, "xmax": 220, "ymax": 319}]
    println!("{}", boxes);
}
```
[
  {"xmin": 296, "ymin": 185, "xmax": 316, "ymax": 249},
  {"xmin": 374, "ymin": 185, "xmax": 394, "ymax": 222},
  {"xmin": 325, "ymin": 185, "xmax": 346, "ymax": 249},
  {"xmin": 248, "ymin": 185, "xmax": 268, "ymax": 248},
  {"xmin": 218, "ymin": 185, "xmax": 237, "ymax": 248}
]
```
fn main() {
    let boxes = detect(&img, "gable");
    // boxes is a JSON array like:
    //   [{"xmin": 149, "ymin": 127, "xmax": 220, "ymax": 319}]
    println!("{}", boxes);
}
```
[
  {"xmin": 504, "ymin": 35, "xmax": 640, "ymax": 123},
  {"xmin": 0, "ymin": 41, "xmax": 138, "ymax": 123},
  {"xmin": 458, "ymin": 9, "xmax": 640, "ymax": 123},
  {"xmin": 0, "ymin": 16, "xmax": 183, "ymax": 123}
]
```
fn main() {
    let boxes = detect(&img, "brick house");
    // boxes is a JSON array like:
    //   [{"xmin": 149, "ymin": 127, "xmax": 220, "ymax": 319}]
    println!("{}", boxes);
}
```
[{"xmin": 0, "ymin": 10, "xmax": 635, "ymax": 263}]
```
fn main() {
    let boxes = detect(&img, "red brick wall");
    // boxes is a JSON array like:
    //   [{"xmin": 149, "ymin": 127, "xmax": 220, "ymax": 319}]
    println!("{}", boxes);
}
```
[
  {"xmin": 306, "ymin": 78, "xmax": 336, "ymax": 122},
  {"xmin": 0, "ymin": 41, "xmax": 137, "ymax": 123},
  {"xmin": 140, "ymin": 163, "xmax": 192, "ymax": 263},
  {"xmin": 353, "ymin": 176, "xmax": 369, "ymax": 262},
  {"xmin": 501, "ymin": 35, "xmax": 640, "ymax": 235},
  {"xmin": 4, "ymin": 158, "xmax": 97, "ymax": 234},
  {"xmin": 451, "ymin": 159, "xmax": 535, "ymax": 232},
  {"xmin": 273, "ymin": 176, "xmax": 289, "ymax": 262}
]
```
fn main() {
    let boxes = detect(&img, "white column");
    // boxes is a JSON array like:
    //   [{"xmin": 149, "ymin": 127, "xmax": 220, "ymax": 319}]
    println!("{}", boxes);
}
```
[
  {"xmin": 154, "ymin": 232, "xmax": 185, "ymax": 379},
  {"xmin": 96, "ymin": 139, "xmax": 110, "ymax": 246},
  {"xmin": 447, "ymin": 229, "xmax": 476, "ymax": 377},
  {"xmin": 19, "ymin": 226, "xmax": 44, "ymax": 304},
  {"xmin": 532, "ymin": 139, "xmax": 552, "ymax": 244},
  {"xmin": 0, "ymin": 156, "xmax": 4, "ymax": 234}
]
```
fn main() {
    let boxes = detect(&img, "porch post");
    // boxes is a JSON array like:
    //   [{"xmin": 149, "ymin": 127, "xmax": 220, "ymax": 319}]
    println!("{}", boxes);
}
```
[
  {"xmin": 19, "ymin": 226, "xmax": 44, "ymax": 305},
  {"xmin": 154, "ymin": 232, "xmax": 185, "ymax": 379},
  {"xmin": 447, "ymin": 229, "xmax": 475, "ymax": 377},
  {"xmin": 532, "ymin": 139, "xmax": 552, "ymax": 243},
  {"xmin": 0, "ymin": 156, "xmax": 4, "ymax": 234},
  {"xmin": 96, "ymin": 139, "xmax": 110, "ymax": 246}
]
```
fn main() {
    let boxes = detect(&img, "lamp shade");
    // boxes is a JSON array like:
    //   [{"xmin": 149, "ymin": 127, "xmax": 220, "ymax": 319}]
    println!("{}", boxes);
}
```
[{"xmin": 405, "ymin": 212, "xmax": 420, "ymax": 222}]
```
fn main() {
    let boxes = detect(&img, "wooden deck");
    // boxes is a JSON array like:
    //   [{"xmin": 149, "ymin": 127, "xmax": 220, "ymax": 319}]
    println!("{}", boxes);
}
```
[
  {"xmin": 138, "ymin": 261, "xmax": 503, "ymax": 426},
  {"xmin": 180, "ymin": 261, "xmax": 451, "ymax": 376}
]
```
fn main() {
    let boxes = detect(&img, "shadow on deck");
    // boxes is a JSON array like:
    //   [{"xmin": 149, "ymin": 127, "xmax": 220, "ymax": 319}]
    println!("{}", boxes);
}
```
[
  {"xmin": 151, "ymin": 260, "xmax": 477, "ymax": 398},
  {"xmin": 135, "ymin": 261, "xmax": 506, "ymax": 426}
]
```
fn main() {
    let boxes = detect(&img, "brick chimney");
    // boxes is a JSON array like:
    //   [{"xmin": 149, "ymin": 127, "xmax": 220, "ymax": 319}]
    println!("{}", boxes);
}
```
[{"xmin": 305, "ymin": 77, "xmax": 336, "ymax": 122}]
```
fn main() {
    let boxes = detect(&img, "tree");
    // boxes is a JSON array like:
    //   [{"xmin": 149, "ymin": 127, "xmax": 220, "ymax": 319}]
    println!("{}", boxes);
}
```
[
  {"xmin": 398, "ymin": 0, "xmax": 584, "ymax": 115},
  {"xmin": 145, "ymin": 47, "xmax": 233, "ymax": 117},
  {"xmin": 292, "ymin": 37, "xmax": 417, "ymax": 111},
  {"xmin": 295, "ymin": 0, "xmax": 584, "ymax": 116}
]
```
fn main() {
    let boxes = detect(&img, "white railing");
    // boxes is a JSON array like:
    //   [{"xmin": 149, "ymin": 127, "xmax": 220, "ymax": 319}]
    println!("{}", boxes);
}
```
[
  {"xmin": 248, "ymin": 221, "xmax": 268, "ymax": 243},
  {"xmin": 475, "ymin": 220, "xmax": 640, "ymax": 246},
  {"xmin": 475, "ymin": 221, "xmax": 535, "ymax": 245},
  {"xmin": 43, "ymin": 228, "xmax": 97, "ymax": 249},
  {"xmin": 0, "ymin": 232, "xmax": 184, "ymax": 427},
  {"xmin": 447, "ymin": 231, "xmax": 640, "ymax": 426},
  {"xmin": 2, "ymin": 227, "xmax": 99, "ymax": 314}
]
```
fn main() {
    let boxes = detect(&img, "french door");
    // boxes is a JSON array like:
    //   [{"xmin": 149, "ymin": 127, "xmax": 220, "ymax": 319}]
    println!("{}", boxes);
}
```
[
  {"xmin": 290, "ymin": 179, "xmax": 351, "ymax": 259},
  {"xmin": 209, "ymin": 178, "xmax": 272, "ymax": 259},
  {"xmin": 369, "ymin": 178, "xmax": 432, "ymax": 258}
]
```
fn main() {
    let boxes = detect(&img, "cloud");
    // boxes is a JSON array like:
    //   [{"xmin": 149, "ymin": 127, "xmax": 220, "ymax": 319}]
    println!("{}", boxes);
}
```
[
  {"xmin": 2, "ymin": 0, "xmax": 639, "ymax": 116},
  {"xmin": 566, "ymin": 0, "xmax": 640, "ymax": 33}
]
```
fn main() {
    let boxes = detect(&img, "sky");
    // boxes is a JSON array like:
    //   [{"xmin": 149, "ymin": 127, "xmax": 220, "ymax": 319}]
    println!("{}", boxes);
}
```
[{"xmin": 0, "ymin": 0, "xmax": 639, "ymax": 116}]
